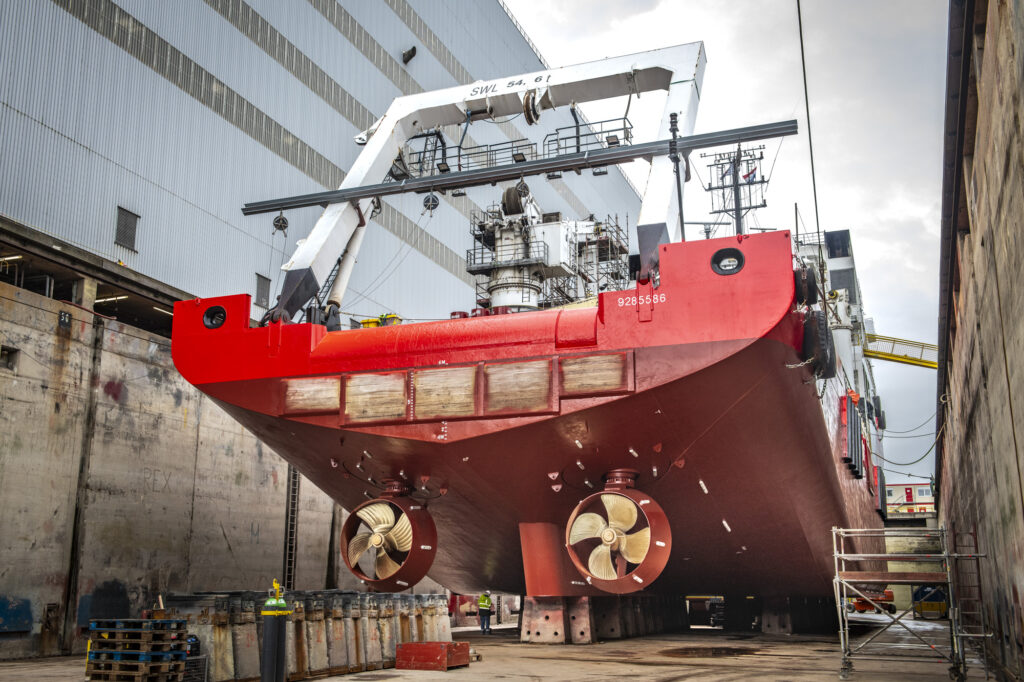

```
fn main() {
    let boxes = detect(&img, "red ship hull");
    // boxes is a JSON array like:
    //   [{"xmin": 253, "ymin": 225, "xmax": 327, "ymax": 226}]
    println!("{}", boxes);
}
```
[{"xmin": 172, "ymin": 231, "xmax": 881, "ymax": 598}]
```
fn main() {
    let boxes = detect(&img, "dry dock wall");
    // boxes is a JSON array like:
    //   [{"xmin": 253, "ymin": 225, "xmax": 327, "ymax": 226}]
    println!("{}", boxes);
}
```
[
  {"xmin": 0, "ymin": 280, "xmax": 442, "ymax": 659},
  {"xmin": 938, "ymin": 0, "xmax": 1024, "ymax": 676}
]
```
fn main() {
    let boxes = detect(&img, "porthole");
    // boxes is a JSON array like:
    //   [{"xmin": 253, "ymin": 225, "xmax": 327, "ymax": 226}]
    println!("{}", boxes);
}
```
[
  {"xmin": 711, "ymin": 248, "xmax": 745, "ymax": 275},
  {"xmin": 203, "ymin": 305, "xmax": 227, "ymax": 329}
]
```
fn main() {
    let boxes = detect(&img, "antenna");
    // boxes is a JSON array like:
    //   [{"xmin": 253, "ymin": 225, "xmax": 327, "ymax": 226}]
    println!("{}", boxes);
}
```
[{"xmin": 700, "ymin": 144, "xmax": 767, "ymax": 235}]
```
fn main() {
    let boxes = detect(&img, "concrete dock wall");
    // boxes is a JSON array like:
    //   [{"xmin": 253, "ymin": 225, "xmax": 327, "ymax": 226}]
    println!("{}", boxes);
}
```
[
  {"xmin": 0, "ymin": 281, "xmax": 446, "ymax": 659},
  {"xmin": 938, "ymin": 0, "xmax": 1024, "ymax": 676}
]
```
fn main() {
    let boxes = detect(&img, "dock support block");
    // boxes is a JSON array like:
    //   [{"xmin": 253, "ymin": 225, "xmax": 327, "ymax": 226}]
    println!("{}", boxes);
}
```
[
  {"xmin": 521, "ymin": 595, "xmax": 688, "ymax": 644},
  {"xmin": 762, "ymin": 596, "xmax": 837, "ymax": 634},
  {"xmin": 520, "ymin": 597, "xmax": 572, "ymax": 644}
]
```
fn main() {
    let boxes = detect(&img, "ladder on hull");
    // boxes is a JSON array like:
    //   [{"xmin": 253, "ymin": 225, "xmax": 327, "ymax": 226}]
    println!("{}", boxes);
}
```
[{"xmin": 832, "ymin": 526, "xmax": 991, "ymax": 681}]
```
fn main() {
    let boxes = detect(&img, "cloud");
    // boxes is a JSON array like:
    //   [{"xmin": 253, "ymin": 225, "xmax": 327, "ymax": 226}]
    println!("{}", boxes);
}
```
[{"xmin": 504, "ymin": 0, "xmax": 948, "ymax": 482}]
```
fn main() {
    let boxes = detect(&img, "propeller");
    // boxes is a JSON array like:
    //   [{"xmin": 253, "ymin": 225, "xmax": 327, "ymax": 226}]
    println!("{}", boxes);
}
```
[
  {"xmin": 568, "ymin": 494, "xmax": 651, "ymax": 580},
  {"xmin": 347, "ymin": 502, "xmax": 414, "ymax": 579},
  {"xmin": 340, "ymin": 482, "xmax": 437, "ymax": 591}
]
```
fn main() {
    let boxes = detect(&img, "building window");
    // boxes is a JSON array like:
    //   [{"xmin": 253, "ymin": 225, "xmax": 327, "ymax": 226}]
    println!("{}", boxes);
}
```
[
  {"xmin": 886, "ymin": 489, "xmax": 894, "ymax": 498},
  {"xmin": 255, "ymin": 274, "xmax": 271, "ymax": 308},
  {"xmin": 0, "ymin": 345, "xmax": 18, "ymax": 372},
  {"xmin": 116, "ymin": 207, "xmax": 139, "ymax": 251},
  {"xmin": 917, "ymin": 487, "xmax": 931, "ymax": 497}
]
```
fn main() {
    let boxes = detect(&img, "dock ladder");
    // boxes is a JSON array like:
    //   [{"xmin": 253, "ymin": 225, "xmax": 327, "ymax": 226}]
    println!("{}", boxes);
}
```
[
  {"xmin": 952, "ymin": 524, "xmax": 991, "ymax": 677},
  {"xmin": 832, "ymin": 526, "xmax": 990, "ymax": 681}
]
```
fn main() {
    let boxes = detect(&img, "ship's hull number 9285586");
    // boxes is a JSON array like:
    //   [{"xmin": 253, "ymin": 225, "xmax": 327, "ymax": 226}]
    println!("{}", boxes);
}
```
[{"xmin": 618, "ymin": 293, "xmax": 667, "ymax": 307}]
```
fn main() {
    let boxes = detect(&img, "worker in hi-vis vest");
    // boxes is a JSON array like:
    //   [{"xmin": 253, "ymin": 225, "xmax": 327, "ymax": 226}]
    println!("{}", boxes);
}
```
[{"xmin": 477, "ymin": 590, "xmax": 493, "ymax": 634}]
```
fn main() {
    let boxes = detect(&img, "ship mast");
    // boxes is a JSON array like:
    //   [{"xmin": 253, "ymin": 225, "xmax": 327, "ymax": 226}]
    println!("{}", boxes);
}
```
[{"xmin": 701, "ymin": 144, "xmax": 768, "ymax": 236}]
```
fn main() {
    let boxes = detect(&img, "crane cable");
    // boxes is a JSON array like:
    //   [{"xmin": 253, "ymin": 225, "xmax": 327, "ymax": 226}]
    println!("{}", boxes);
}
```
[
  {"xmin": 882, "ymin": 469, "xmax": 932, "ymax": 481},
  {"xmin": 796, "ymin": 0, "xmax": 830, "ymax": 326},
  {"xmin": 872, "ymin": 424, "xmax": 945, "ymax": 468},
  {"xmin": 883, "ymin": 410, "xmax": 938, "ymax": 434},
  {"xmin": 796, "ymin": 0, "xmax": 822, "ymax": 243}
]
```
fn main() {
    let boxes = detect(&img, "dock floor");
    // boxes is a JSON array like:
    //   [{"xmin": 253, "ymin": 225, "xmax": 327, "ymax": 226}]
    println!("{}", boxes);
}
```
[{"xmin": 0, "ymin": 614, "xmax": 988, "ymax": 681}]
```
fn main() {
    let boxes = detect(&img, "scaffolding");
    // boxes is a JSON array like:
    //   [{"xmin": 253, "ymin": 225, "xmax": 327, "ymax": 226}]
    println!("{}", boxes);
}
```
[
  {"xmin": 575, "ymin": 216, "xmax": 629, "ymax": 300},
  {"xmin": 832, "ymin": 527, "xmax": 990, "ymax": 681},
  {"xmin": 466, "ymin": 205, "xmax": 628, "ymax": 310}
]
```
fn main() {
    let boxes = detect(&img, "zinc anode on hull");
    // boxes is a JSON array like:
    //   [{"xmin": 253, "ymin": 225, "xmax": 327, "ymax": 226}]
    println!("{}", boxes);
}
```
[{"xmin": 172, "ymin": 231, "xmax": 882, "ymax": 597}]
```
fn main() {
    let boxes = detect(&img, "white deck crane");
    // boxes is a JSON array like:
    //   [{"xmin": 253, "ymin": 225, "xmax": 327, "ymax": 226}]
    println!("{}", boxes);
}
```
[
  {"xmin": 247, "ymin": 44, "xmax": 798, "ymax": 323},
  {"xmin": 263, "ymin": 43, "xmax": 707, "ymax": 320}
]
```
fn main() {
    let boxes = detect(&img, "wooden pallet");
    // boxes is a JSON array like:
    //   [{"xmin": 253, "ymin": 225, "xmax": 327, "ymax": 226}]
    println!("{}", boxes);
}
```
[
  {"xmin": 92, "ymin": 629, "xmax": 184, "ymax": 643},
  {"xmin": 89, "ymin": 650, "xmax": 186, "ymax": 663},
  {"xmin": 86, "ymin": 669, "xmax": 183, "ymax": 682},
  {"xmin": 86, "ymin": 618, "xmax": 190, "ymax": 682},
  {"xmin": 92, "ymin": 639, "xmax": 186, "ymax": 653},
  {"xmin": 88, "ymin": 660, "xmax": 185, "ymax": 674},
  {"xmin": 90, "ymin": 619, "xmax": 186, "ymax": 632}
]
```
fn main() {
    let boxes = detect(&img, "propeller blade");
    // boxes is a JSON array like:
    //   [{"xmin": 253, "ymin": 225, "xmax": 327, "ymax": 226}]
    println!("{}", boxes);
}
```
[
  {"xmin": 376, "ymin": 549, "xmax": 401, "ymax": 579},
  {"xmin": 347, "ymin": 532, "xmax": 372, "ymax": 567},
  {"xmin": 357, "ymin": 502, "xmax": 395, "ymax": 533},
  {"xmin": 568, "ymin": 512, "xmax": 607, "ymax": 544},
  {"xmin": 619, "ymin": 527, "xmax": 651, "ymax": 564},
  {"xmin": 386, "ymin": 513, "xmax": 413, "ymax": 552},
  {"xmin": 587, "ymin": 544, "xmax": 617, "ymax": 581},
  {"xmin": 601, "ymin": 494, "xmax": 637, "ymax": 532}
]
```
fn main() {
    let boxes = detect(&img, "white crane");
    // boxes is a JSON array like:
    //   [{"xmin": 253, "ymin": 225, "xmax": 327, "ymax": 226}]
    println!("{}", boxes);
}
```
[{"xmin": 266, "ymin": 43, "xmax": 707, "ymax": 320}]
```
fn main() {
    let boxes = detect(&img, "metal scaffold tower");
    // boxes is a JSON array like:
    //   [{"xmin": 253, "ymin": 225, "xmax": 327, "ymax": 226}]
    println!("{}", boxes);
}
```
[{"xmin": 832, "ymin": 527, "xmax": 990, "ymax": 681}]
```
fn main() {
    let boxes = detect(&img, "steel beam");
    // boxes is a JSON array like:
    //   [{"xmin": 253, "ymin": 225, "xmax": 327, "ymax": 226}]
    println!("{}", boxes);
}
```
[{"xmin": 242, "ymin": 120, "xmax": 798, "ymax": 216}]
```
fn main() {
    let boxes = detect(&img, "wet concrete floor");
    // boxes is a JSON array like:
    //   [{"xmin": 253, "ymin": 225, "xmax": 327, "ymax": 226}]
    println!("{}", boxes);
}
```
[{"xmin": 0, "ymin": 615, "xmax": 988, "ymax": 681}]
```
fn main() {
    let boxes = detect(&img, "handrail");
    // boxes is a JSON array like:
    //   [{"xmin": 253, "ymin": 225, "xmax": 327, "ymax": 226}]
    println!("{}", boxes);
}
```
[{"xmin": 863, "ymin": 333, "xmax": 938, "ymax": 370}]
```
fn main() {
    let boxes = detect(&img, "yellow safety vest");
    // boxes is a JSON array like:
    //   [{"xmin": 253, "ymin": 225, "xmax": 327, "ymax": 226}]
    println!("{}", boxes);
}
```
[{"xmin": 477, "ymin": 594, "xmax": 492, "ymax": 610}]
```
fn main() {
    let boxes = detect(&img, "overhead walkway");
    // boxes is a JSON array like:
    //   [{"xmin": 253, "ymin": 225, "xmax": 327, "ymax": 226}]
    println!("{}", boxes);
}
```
[{"xmin": 863, "ymin": 333, "xmax": 938, "ymax": 369}]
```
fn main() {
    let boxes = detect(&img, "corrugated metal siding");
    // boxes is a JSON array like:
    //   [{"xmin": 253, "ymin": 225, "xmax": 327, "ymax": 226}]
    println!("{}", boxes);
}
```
[{"xmin": 1, "ymin": 0, "xmax": 640, "ymax": 321}]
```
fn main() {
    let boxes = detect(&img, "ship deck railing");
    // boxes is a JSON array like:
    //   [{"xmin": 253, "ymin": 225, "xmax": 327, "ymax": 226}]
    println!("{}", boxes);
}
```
[
  {"xmin": 466, "ymin": 239, "xmax": 550, "ymax": 275},
  {"xmin": 542, "ymin": 117, "xmax": 633, "ymax": 158},
  {"xmin": 400, "ymin": 118, "xmax": 635, "ymax": 180}
]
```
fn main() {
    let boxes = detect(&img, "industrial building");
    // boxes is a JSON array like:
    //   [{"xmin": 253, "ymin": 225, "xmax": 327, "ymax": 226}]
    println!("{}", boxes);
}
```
[
  {"xmin": 885, "ymin": 483, "xmax": 936, "ymax": 514},
  {"xmin": 0, "ymin": 0, "xmax": 639, "ymax": 660}
]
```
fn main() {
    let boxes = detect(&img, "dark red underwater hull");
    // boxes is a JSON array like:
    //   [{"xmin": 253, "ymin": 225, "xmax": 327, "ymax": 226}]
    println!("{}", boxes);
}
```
[{"xmin": 172, "ymin": 231, "xmax": 881, "ymax": 598}]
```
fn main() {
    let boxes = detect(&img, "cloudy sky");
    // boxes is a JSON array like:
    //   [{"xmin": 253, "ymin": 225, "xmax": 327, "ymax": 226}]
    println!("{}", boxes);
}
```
[{"xmin": 504, "ymin": 0, "xmax": 948, "ymax": 484}]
